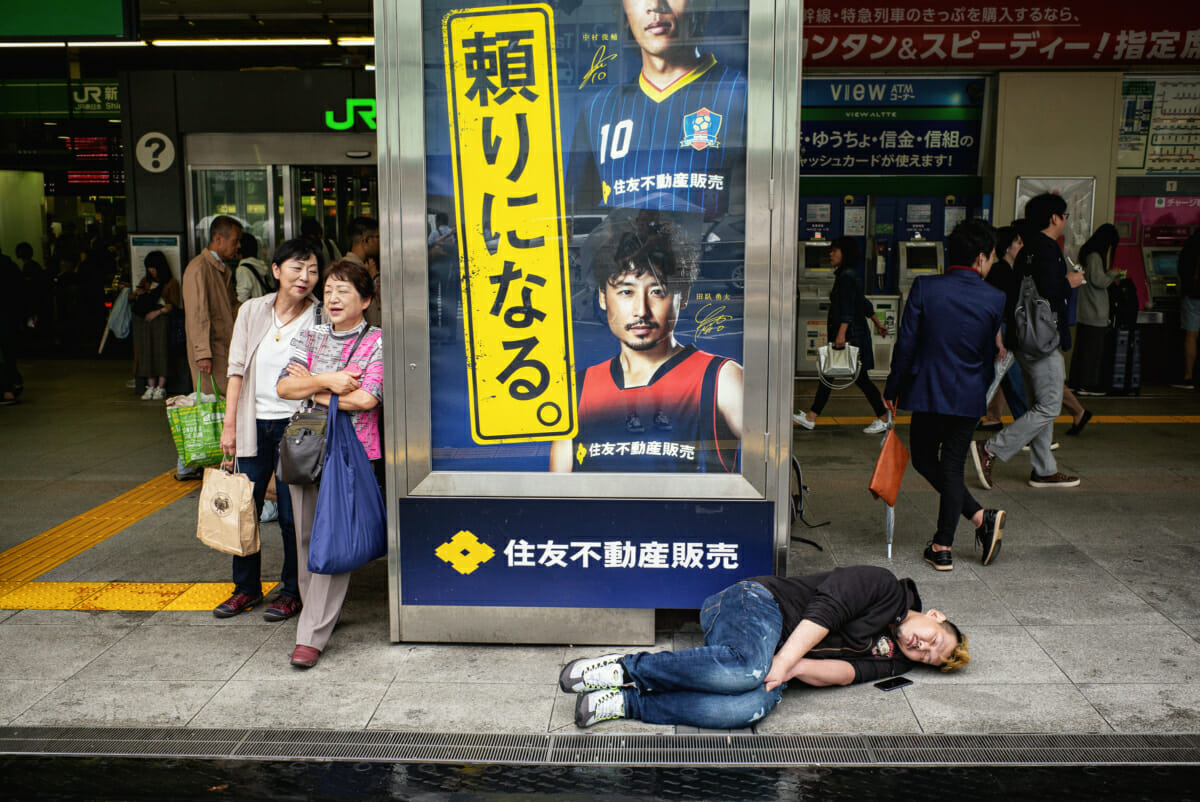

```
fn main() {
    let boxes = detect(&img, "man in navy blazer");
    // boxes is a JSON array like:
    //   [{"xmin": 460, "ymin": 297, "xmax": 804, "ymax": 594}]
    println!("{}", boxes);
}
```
[{"xmin": 884, "ymin": 219, "xmax": 1006, "ymax": 571}]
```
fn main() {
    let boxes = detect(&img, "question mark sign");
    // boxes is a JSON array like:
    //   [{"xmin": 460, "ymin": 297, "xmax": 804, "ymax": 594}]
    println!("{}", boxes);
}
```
[
  {"xmin": 146, "ymin": 137, "xmax": 166, "ymax": 169},
  {"xmin": 136, "ymin": 132, "xmax": 174, "ymax": 173}
]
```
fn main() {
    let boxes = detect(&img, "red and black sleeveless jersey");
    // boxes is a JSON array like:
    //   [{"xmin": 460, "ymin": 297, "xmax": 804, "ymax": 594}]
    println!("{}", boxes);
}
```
[{"xmin": 572, "ymin": 344, "xmax": 738, "ymax": 473}]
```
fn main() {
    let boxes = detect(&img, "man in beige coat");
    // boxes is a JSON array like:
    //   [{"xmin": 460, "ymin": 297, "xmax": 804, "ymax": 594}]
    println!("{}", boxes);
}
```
[{"xmin": 183, "ymin": 216, "xmax": 242, "ymax": 395}]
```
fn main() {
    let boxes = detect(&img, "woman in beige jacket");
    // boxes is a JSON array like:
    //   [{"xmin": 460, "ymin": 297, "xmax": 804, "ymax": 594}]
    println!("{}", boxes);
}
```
[{"xmin": 213, "ymin": 239, "xmax": 323, "ymax": 622}]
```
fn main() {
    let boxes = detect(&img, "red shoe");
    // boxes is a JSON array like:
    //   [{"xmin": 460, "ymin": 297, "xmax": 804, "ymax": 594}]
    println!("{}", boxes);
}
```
[
  {"xmin": 263, "ymin": 595, "xmax": 302, "ymax": 622},
  {"xmin": 213, "ymin": 591, "xmax": 263, "ymax": 619},
  {"xmin": 290, "ymin": 644, "xmax": 321, "ymax": 668}
]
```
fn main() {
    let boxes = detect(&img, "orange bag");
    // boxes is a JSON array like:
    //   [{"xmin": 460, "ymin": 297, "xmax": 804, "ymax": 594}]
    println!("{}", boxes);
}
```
[{"xmin": 869, "ymin": 428, "xmax": 909, "ymax": 506}]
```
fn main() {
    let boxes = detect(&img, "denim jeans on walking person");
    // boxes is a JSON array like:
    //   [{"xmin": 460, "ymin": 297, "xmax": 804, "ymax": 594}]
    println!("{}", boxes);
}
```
[
  {"xmin": 231, "ymin": 418, "xmax": 298, "ymax": 600},
  {"xmin": 620, "ymin": 581, "xmax": 785, "ymax": 729},
  {"xmin": 987, "ymin": 350, "xmax": 1063, "ymax": 477}
]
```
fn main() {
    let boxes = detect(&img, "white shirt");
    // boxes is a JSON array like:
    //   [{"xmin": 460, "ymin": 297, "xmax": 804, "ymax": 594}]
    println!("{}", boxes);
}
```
[{"xmin": 255, "ymin": 304, "xmax": 316, "ymax": 419}]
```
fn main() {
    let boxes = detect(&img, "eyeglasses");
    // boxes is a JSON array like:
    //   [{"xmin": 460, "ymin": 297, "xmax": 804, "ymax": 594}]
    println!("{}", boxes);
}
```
[{"xmin": 1059, "ymin": 212, "xmax": 1071, "ymax": 220}]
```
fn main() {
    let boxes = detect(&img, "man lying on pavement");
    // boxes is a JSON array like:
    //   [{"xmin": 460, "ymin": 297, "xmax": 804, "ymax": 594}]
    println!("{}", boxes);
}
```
[{"xmin": 560, "ymin": 565, "xmax": 970, "ymax": 729}]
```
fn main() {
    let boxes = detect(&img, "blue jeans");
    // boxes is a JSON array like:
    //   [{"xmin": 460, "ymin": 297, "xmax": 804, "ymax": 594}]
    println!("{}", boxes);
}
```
[
  {"xmin": 231, "ymin": 418, "xmax": 298, "ymax": 600},
  {"xmin": 620, "ymin": 581, "xmax": 785, "ymax": 728}
]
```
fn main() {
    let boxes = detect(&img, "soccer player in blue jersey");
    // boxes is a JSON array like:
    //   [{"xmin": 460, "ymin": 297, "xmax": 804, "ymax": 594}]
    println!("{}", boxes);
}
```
[
  {"xmin": 549, "ymin": 211, "xmax": 743, "ymax": 473},
  {"xmin": 570, "ymin": 0, "xmax": 747, "ymax": 218}
]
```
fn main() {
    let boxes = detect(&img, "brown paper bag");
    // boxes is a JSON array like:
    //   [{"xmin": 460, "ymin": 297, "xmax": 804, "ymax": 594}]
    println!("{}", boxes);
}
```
[{"xmin": 197, "ymin": 466, "xmax": 260, "ymax": 556}]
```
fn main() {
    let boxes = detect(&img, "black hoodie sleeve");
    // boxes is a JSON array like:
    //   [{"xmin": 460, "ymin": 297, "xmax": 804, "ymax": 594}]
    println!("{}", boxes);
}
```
[{"xmin": 800, "ymin": 566, "xmax": 907, "ymax": 636}]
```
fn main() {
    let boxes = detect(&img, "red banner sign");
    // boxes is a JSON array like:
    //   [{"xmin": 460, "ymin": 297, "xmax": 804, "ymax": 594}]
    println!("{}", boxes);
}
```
[{"xmin": 803, "ymin": 3, "xmax": 1200, "ymax": 67}]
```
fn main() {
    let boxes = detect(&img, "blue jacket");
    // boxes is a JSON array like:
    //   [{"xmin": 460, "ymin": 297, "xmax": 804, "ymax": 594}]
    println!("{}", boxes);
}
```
[{"xmin": 884, "ymin": 269, "xmax": 1005, "ymax": 418}]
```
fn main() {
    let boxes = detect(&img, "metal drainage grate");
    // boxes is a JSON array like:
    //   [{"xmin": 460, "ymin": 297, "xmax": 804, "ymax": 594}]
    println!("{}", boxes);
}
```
[{"xmin": 1, "ymin": 727, "xmax": 1199, "ymax": 766}]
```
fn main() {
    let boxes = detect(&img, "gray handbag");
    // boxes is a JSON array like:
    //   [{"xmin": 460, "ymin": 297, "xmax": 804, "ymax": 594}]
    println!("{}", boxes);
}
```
[{"xmin": 275, "ymin": 327, "xmax": 368, "ymax": 486}]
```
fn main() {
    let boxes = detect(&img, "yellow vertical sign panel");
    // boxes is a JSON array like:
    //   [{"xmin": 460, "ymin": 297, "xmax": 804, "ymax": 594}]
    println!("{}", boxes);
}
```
[{"xmin": 443, "ymin": 5, "xmax": 577, "ymax": 444}]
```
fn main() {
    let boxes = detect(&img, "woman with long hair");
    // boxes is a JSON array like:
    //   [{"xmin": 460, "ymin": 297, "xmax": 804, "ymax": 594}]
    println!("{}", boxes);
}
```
[
  {"xmin": 130, "ymin": 251, "xmax": 181, "ymax": 400},
  {"xmin": 794, "ymin": 236, "xmax": 890, "ymax": 433},
  {"xmin": 1069, "ymin": 223, "xmax": 1122, "ymax": 397}
]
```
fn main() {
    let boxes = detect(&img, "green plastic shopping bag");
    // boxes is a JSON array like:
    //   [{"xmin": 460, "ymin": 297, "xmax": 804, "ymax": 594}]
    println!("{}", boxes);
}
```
[{"xmin": 167, "ymin": 373, "xmax": 226, "ymax": 468}]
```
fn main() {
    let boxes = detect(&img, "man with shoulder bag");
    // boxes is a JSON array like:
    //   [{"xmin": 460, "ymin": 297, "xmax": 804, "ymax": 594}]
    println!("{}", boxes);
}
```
[{"xmin": 971, "ymin": 195, "xmax": 1084, "ymax": 492}]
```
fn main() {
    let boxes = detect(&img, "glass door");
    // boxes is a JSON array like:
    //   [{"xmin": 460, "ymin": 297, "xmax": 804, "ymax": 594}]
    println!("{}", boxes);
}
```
[
  {"xmin": 290, "ymin": 165, "xmax": 379, "ymax": 256},
  {"xmin": 190, "ymin": 168, "xmax": 274, "ymax": 257}
]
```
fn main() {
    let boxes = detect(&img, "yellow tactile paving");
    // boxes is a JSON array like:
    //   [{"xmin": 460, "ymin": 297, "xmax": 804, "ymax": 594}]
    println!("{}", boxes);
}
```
[
  {"xmin": 77, "ymin": 582, "xmax": 192, "ymax": 611},
  {"xmin": 0, "ymin": 581, "xmax": 278, "ymax": 611},
  {"xmin": 0, "ymin": 471, "xmax": 197, "ymax": 583},
  {"xmin": 162, "ymin": 582, "xmax": 276, "ymax": 611},
  {"xmin": 0, "ymin": 582, "xmax": 111, "ymax": 610}
]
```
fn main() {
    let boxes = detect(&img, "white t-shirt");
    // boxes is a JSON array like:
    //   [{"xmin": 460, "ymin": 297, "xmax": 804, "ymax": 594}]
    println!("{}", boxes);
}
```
[{"xmin": 255, "ymin": 304, "xmax": 316, "ymax": 419}]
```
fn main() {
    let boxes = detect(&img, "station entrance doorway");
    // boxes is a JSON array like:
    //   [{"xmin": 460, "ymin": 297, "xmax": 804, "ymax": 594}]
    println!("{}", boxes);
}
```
[{"xmin": 184, "ymin": 133, "xmax": 377, "ymax": 260}]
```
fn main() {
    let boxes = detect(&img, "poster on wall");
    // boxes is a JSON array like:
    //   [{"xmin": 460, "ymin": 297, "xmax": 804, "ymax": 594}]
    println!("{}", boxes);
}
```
[
  {"xmin": 1014, "ymin": 177, "xmax": 1095, "ymax": 265},
  {"xmin": 1118, "ymin": 77, "xmax": 1200, "ymax": 174},
  {"xmin": 425, "ymin": 0, "xmax": 749, "ymax": 476},
  {"xmin": 128, "ymin": 234, "xmax": 182, "ymax": 286}
]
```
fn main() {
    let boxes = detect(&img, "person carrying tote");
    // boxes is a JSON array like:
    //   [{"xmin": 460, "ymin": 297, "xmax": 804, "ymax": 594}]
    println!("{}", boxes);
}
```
[
  {"xmin": 215, "ymin": 239, "xmax": 322, "ymax": 622},
  {"xmin": 277, "ymin": 259, "xmax": 384, "ymax": 669},
  {"xmin": 794, "ymin": 236, "xmax": 890, "ymax": 433}
]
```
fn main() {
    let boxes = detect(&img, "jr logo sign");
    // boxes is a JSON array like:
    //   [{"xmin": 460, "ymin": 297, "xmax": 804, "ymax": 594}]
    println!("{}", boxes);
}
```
[{"xmin": 325, "ymin": 99, "xmax": 377, "ymax": 131}]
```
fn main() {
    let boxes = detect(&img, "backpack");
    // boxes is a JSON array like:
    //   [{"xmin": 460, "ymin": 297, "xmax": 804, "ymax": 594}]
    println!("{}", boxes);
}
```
[{"xmin": 1013, "ymin": 274, "xmax": 1059, "ymax": 358}]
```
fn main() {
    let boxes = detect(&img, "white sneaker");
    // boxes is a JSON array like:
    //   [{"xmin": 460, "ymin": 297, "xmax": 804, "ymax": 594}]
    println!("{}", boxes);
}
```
[
  {"xmin": 575, "ymin": 689, "xmax": 627, "ymax": 727},
  {"xmin": 151, "ymin": 387, "xmax": 166, "ymax": 400},
  {"xmin": 863, "ymin": 418, "xmax": 889, "ymax": 435},
  {"xmin": 141, "ymin": 386, "xmax": 155, "ymax": 400},
  {"xmin": 1021, "ymin": 442, "xmax": 1060, "ymax": 451},
  {"xmin": 792, "ymin": 413, "xmax": 816, "ymax": 430},
  {"xmin": 559, "ymin": 654, "xmax": 626, "ymax": 693}
]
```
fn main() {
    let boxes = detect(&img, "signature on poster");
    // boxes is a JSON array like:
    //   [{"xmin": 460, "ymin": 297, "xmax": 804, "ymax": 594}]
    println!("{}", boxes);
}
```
[
  {"xmin": 579, "ymin": 45, "xmax": 618, "ymax": 89},
  {"xmin": 694, "ymin": 303, "xmax": 733, "ymax": 336}
]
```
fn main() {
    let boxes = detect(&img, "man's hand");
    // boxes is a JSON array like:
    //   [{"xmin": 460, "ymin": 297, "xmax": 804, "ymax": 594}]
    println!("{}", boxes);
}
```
[
  {"xmin": 764, "ymin": 653, "xmax": 796, "ymax": 692},
  {"xmin": 996, "ymin": 344, "xmax": 1008, "ymax": 363},
  {"xmin": 197, "ymin": 358, "xmax": 213, "ymax": 374},
  {"xmin": 833, "ymin": 334, "xmax": 847, "ymax": 349},
  {"xmin": 1067, "ymin": 270, "xmax": 1085, "ymax": 289},
  {"xmin": 883, "ymin": 397, "xmax": 898, "ymax": 416}
]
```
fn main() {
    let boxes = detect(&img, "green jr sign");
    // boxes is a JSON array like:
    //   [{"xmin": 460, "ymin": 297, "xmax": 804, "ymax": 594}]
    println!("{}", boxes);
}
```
[{"xmin": 326, "ymin": 99, "xmax": 377, "ymax": 131}]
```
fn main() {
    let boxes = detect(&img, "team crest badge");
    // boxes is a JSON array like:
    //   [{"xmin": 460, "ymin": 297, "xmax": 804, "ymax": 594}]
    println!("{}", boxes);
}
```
[{"xmin": 680, "ymin": 107, "xmax": 722, "ymax": 151}]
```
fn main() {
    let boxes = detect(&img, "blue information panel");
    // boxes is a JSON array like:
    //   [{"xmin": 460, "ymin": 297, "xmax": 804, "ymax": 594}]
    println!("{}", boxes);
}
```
[
  {"xmin": 399, "ymin": 498, "xmax": 773, "ymax": 609},
  {"xmin": 800, "ymin": 77, "xmax": 985, "ymax": 175}
]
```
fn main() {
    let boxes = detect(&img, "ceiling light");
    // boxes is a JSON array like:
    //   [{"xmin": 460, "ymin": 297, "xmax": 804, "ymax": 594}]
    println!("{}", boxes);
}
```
[
  {"xmin": 337, "ymin": 37, "xmax": 375, "ymax": 47},
  {"xmin": 150, "ymin": 38, "xmax": 333, "ymax": 47},
  {"xmin": 67, "ymin": 41, "xmax": 147, "ymax": 47},
  {"xmin": 0, "ymin": 42, "xmax": 66, "ymax": 48}
]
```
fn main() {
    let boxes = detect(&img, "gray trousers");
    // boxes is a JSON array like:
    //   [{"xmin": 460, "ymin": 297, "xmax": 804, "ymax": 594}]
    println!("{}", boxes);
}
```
[
  {"xmin": 290, "ymin": 482, "xmax": 352, "ymax": 651},
  {"xmin": 986, "ymin": 350, "xmax": 1062, "ymax": 477}
]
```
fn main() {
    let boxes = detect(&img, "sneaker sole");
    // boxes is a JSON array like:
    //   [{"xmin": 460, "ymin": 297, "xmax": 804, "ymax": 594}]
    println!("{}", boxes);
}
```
[
  {"xmin": 970, "ymin": 443, "xmax": 992, "ymax": 490},
  {"xmin": 981, "ymin": 511, "xmax": 1004, "ymax": 566},
  {"xmin": 1028, "ymin": 477, "xmax": 1081, "ymax": 488},
  {"xmin": 263, "ymin": 607, "xmax": 301, "ymax": 622},
  {"xmin": 923, "ymin": 555, "xmax": 953, "ymax": 571}
]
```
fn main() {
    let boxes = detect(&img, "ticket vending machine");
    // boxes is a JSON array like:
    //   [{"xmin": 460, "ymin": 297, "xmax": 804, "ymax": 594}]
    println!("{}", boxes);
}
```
[
  {"xmin": 1142, "ymin": 246, "xmax": 1182, "ymax": 304},
  {"xmin": 897, "ymin": 238, "xmax": 945, "ymax": 297},
  {"xmin": 795, "ymin": 239, "xmax": 835, "ymax": 375}
]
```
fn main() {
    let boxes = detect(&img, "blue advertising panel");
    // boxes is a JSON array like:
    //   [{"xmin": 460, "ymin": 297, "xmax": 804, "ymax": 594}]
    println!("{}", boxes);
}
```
[
  {"xmin": 800, "ymin": 77, "xmax": 985, "ymax": 175},
  {"xmin": 399, "ymin": 498, "xmax": 774, "ymax": 609},
  {"xmin": 424, "ymin": 0, "xmax": 751, "ymax": 474}
]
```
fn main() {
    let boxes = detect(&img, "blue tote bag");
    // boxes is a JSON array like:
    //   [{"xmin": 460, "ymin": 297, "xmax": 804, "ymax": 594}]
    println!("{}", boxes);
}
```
[{"xmin": 308, "ymin": 395, "xmax": 387, "ymax": 575}]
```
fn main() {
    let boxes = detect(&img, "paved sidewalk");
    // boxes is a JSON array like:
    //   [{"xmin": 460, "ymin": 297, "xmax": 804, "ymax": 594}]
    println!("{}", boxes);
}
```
[{"xmin": 1, "ymin": 361, "xmax": 1199, "ymax": 737}]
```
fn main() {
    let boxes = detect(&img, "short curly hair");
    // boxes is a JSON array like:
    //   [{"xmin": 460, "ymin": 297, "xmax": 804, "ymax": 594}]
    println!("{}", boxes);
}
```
[{"xmin": 940, "ymin": 620, "xmax": 970, "ymax": 672}]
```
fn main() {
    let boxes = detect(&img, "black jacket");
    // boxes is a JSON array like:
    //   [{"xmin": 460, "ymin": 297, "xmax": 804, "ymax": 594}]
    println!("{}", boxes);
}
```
[
  {"xmin": 1016, "ymin": 231, "xmax": 1072, "ymax": 349},
  {"xmin": 827, "ymin": 267, "xmax": 876, "ymax": 371},
  {"xmin": 752, "ymin": 566, "xmax": 920, "ymax": 683}
]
